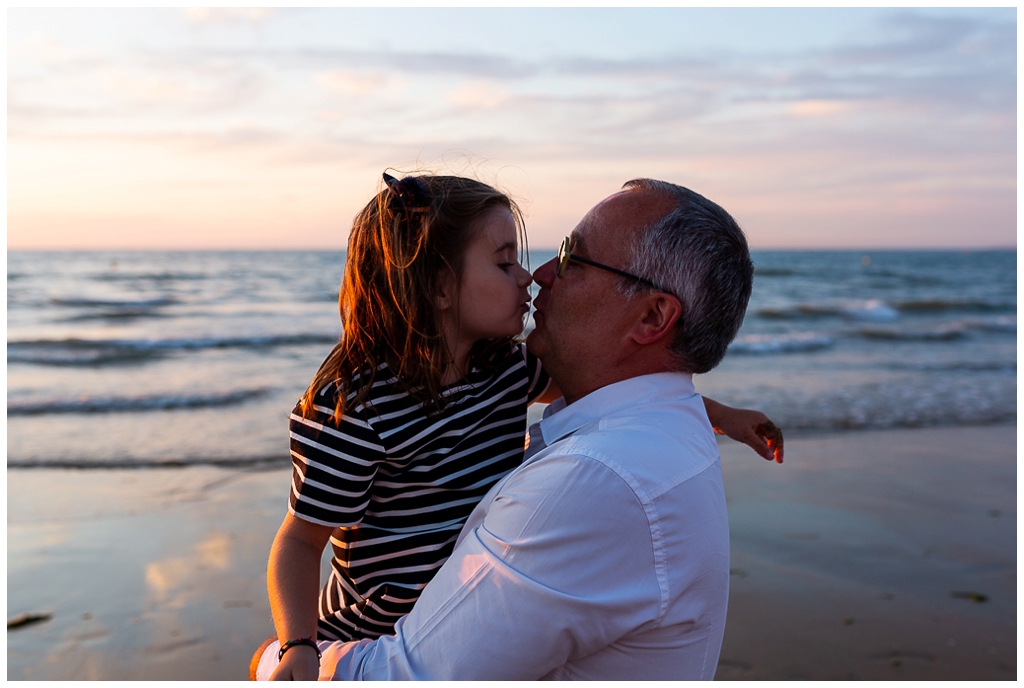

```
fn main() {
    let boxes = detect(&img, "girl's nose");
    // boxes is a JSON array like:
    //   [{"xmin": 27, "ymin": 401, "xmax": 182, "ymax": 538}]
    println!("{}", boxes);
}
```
[{"xmin": 516, "ymin": 263, "xmax": 533, "ymax": 287}]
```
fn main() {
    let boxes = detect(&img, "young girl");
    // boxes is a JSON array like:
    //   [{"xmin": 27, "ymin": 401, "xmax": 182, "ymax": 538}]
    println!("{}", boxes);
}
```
[{"xmin": 263, "ymin": 173, "xmax": 782, "ymax": 680}]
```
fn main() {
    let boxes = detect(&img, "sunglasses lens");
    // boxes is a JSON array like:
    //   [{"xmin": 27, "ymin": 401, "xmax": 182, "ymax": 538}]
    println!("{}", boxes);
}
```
[{"xmin": 557, "ymin": 238, "xmax": 569, "ymax": 277}]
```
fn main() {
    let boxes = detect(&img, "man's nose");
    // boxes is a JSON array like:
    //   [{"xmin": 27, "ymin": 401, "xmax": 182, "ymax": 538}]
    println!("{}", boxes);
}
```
[{"xmin": 533, "ymin": 258, "xmax": 557, "ymax": 287}]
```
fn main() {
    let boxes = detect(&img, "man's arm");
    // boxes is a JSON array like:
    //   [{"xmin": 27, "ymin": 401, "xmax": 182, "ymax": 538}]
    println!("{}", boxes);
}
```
[{"xmin": 318, "ymin": 454, "xmax": 663, "ymax": 680}]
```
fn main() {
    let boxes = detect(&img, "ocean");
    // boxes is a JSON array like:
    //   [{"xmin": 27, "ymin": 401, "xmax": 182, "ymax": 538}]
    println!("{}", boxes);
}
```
[{"xmin": 6, "ymin": 249, "xmax": 1016, "ymax": 469}]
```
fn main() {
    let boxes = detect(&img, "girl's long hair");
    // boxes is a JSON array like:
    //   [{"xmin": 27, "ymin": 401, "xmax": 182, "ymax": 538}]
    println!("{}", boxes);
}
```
[{"xmin": 300, "ymin": 174, "xmax": 526, "ymax": 423}]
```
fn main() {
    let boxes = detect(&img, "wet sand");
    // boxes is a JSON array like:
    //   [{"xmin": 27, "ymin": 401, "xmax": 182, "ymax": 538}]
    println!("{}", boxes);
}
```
[
  {"xmin": 717, "ymin": 424, "xmax": 1016, "ymax": 680},
  {"xmin": 7, "ymin": 424, "xmax": 1016, "ymax": 680}
]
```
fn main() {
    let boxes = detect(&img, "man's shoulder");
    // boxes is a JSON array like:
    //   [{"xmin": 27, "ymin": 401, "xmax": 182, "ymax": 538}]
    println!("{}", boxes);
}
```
[{"xmin": 559, "ymin": 396, "xmax": 720, "ymax": 491}]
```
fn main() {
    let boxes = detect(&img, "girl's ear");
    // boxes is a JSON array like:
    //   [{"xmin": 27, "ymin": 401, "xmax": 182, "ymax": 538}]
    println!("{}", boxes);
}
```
[{"xmin": 435, "ymin": 273, "xmax": 456, "ymax": 312}]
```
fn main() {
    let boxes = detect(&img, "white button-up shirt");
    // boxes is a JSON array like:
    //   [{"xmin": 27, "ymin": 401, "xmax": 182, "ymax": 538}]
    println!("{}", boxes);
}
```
[{"xmin": 319, "ymin": 372, "xmax": 730, "ymax": 681}]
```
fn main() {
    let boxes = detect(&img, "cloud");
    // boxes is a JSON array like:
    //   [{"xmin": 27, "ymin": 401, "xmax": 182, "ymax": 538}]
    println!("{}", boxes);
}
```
[
  {"xmin": 287, "ymin": 48, "xmax": 535, "ymax": 80},
  {"xmin": 182, "ymin": 7, "xmax": 276, "ymax": 24},
  {"xmin": 6, "ymin": 9, "xmax": 1015, "ymax": 249},
  {"xmin": 317, "ymin": 69, "xmax": 405, "ymax": 97},
  {"xmin": 449, "ymin": 80, "xmax": 512, "ymax": 110},
  {"xmin": 778, "ymin": 13, "xmax": 1015, "ymax": 109},
  {"xmin": 11, "ymin": 10, "xmax": 1013, "ymax": 143}
]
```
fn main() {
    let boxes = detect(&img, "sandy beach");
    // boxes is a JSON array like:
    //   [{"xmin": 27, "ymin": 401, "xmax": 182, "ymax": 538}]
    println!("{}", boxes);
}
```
[{"xmin": 7, "ymin": 424, "xmax": 1015, "ymax": 680}]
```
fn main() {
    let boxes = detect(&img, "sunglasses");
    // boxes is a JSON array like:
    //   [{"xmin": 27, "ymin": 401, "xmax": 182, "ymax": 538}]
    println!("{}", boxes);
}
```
[{"xmin": 556, "ymin": 236, "xmax": 670, "ymax": 293}]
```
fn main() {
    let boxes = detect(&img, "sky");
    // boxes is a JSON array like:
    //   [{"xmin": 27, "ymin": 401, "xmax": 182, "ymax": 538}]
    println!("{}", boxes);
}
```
[{"xmin": 7, "ymin": 7, "xmax": 1017, "ymax": 250}]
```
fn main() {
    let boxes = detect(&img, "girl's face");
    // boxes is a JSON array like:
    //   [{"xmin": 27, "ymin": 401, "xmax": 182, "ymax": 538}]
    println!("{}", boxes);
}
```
[{"xmin": 445, "ymin": 205, "xmax": 533, "ymax": 348}]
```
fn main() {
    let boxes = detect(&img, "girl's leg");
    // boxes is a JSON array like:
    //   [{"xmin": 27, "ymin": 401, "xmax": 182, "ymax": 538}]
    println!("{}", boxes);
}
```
[{"xmin": 249, "ymin": 636, "xmax": 276, "ymax": 681}]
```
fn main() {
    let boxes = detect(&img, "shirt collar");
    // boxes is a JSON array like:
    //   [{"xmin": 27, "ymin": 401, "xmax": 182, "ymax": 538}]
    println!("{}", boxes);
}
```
[{"xmin": 538, "ymin": 372, "xmax": 697, "ymax": 446}]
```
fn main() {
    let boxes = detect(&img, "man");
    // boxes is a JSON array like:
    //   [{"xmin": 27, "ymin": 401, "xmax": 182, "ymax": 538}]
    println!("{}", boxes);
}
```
[{"xmin": 257, "ymin": 178, "xmax": 758, "ymax": 680}]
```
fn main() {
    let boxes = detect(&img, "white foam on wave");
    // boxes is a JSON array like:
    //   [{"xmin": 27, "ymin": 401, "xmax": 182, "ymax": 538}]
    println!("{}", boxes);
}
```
[
  {"xmin": 842, "ymin": 299, "xmax": 899, "ymax": 321},
  {"xmin": 861, "ymin": 316, "xmax": 1017, "ymax": 341},
  {"xmin": 977, "ymin": 315, "xmax": 1016, "ymax": 332},
  {"xmin": 758, "ymin": 299, "xmax": 900, "ymax": 321},
  {"xmin": 728, "ymin": 332, "xmax": 835, "ymax": 355},
  {"xmin": 742, "ymin": 374, "xmax": 1017, "ymax": 432}
]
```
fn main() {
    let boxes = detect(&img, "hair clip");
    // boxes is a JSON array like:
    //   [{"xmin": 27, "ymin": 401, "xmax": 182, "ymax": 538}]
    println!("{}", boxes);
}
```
[{"xmin": 383, "ymin": 172, "xmax": 430, "ymax": 214}]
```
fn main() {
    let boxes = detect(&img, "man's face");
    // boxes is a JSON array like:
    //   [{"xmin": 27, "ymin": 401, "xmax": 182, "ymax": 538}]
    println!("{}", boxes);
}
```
[{"xmin": 527, "ymin": 189, "xmax": 674, "ymax": 399}]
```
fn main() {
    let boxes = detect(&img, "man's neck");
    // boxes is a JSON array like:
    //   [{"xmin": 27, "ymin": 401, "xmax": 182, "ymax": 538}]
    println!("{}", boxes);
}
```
[{"xmin": 559, "ymin": 358, "xmax": 680, "ymax": 406}]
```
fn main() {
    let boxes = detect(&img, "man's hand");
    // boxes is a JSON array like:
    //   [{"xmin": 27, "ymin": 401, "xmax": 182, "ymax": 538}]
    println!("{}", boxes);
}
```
[
  {"xmin": 703, "ymin": 398, "xmax": 784, "ymax": 463},
  {"xmin": 270, "ymin": 644, "xmax": 320, "ymax": 681}
]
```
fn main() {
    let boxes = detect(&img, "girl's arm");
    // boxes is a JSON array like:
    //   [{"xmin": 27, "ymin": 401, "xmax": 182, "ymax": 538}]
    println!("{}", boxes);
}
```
[
  {"xmin": 533, "ymin": 377, "xmax": 562, "ymax": 405},
  {"xmin": 267, "ymin": 513, "xmax": 336, "ymax": 681},
  {"xmin": 532, "ymin": 378, "xmax": 782, "ymax": 463},
  {"xmin": 703, "ymin": 396, "xmax": 784, "ymax": 463}
]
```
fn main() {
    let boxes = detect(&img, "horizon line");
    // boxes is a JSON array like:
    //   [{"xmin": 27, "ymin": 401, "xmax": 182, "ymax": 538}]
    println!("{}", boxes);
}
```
[{"xmin": 7, "ymin": 245, "xmax": 1018, "ymax": 253}]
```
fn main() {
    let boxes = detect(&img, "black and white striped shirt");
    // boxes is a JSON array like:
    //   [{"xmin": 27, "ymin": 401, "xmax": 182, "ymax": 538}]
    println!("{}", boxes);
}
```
[{"xmin": 289, "ymin": 343, "xmax": 550, "ymax": 641}]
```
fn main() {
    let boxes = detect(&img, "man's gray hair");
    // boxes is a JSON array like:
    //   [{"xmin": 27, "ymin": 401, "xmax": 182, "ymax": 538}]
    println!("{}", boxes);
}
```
[{"xmin": 616, "ymin": 179, "xmax": 753, "ymax": 374}]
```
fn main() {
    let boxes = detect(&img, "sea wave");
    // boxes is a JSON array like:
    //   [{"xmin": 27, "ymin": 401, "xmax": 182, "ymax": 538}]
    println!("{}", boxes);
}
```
[
  {"xmin": 758, "ymin": 299, "xmax": 899, "ymax": 322},
  {"xmin": 844, "ymin": 299, "xmax": 900, "ymax": 321},
  {"xmin": 866, "ymin": 269, "xmax": 943, "ymax": 286},
  {"xmin": 8, "ymin": 388, "xmax": 270, "ymax": 416},
  {"xmin": 775, "ymin": 398, "xmax": 1015, "ymax": 433},
  {"xmin": 8, "ymin": 333, "xmax": 339, "ymax": 366},
  {"xmin": 753, "ymin": 267, "xmax": 799, "ymax": 277},
  {"xmin": 894, "ymin": 298, "xmax": 1015, "ymax": 314},
  {"xmin": 728, "ymin": 332, "xmax": 835, "ymax": 355},
  {"xmin": 859, "ymin": 317, "xmax": 1015, "ymax": 342},
  {"xmin": 6, "ymin": 455, "xmax": 288, "ymax": 470},
  {"xmin": 60, "ymin": 308, "xmax": 173, "ymax": 323},
  {"xmin": 758, "ymin": 298, "xmax": 1013, "ymax": 321},
  {"xmin": 719, "ymin": 377, "xmax": 1016, "ymax": 433},
  {"xmin": 885, "ymin": 360, "xmax": 1016, "ymax": 372},
  {"xmin": 975, "ymin": 315, "xmax": 1016, "ymax": 332},
  {"xmin": 859, "ymin": 326, "xmax": 968, "ymax": 342},
  {"xmin": 93, "ymin": 271, "xmax": 207, "ymax": 282},
  {"xmin": 8, "ymin": 340, "xmax": 164, "ymax": 365},
  {"xmin": 50, "ymin": 297, "xmax": 178, "ymax": 308}
]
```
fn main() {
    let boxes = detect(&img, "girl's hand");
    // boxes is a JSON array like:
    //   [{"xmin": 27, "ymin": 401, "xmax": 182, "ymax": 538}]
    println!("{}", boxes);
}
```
[
  {"xmin": 269, "ymin": 644, "xmax": 321, "ymax": 681},
  {"xmin": 703, "ymin": 397, "xmax": 784, "ymax": 463}
]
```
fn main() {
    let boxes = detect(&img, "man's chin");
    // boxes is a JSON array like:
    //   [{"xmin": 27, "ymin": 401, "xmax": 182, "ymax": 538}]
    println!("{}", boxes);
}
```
[{"xmin": 525, "ymin": 328, "xmax": 544, "ymax": 357}]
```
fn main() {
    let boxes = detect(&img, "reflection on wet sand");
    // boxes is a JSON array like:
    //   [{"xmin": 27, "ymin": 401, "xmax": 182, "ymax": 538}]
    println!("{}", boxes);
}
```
[{"xmin": 7, "ymin": 425, "xmax": 1017, "ymax": 680}]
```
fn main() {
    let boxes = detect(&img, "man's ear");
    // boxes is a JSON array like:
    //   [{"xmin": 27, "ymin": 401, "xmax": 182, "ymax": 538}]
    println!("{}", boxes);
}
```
[{"xmin": 630, "ymin": 294, "xmax": 683, "ymax": 345}]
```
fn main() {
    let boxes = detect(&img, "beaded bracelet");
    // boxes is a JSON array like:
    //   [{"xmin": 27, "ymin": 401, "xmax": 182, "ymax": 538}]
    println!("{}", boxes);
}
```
[{"xmin": 278, "ymin": 637, "xmax": 322, "ymax": 661}]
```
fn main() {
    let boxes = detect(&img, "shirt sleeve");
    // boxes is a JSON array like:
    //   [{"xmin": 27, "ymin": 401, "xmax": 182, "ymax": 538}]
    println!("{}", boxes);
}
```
[
  {"xmin": 318, "ymin": 453, "xmax": 663, "ymax": 680},
  {"xmin": 287, "ymin": 392, "xmax": 387, "ymax": 528},
  {"xmin": 520, "ymin": 342, "xmax": 551, "ymax": 404}
]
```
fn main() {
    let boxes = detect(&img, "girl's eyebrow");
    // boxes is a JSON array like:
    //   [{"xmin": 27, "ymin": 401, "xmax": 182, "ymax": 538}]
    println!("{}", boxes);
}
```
[{"xmin": 492, "ymin": 241, "xmax": 517, "ymax": 254}]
